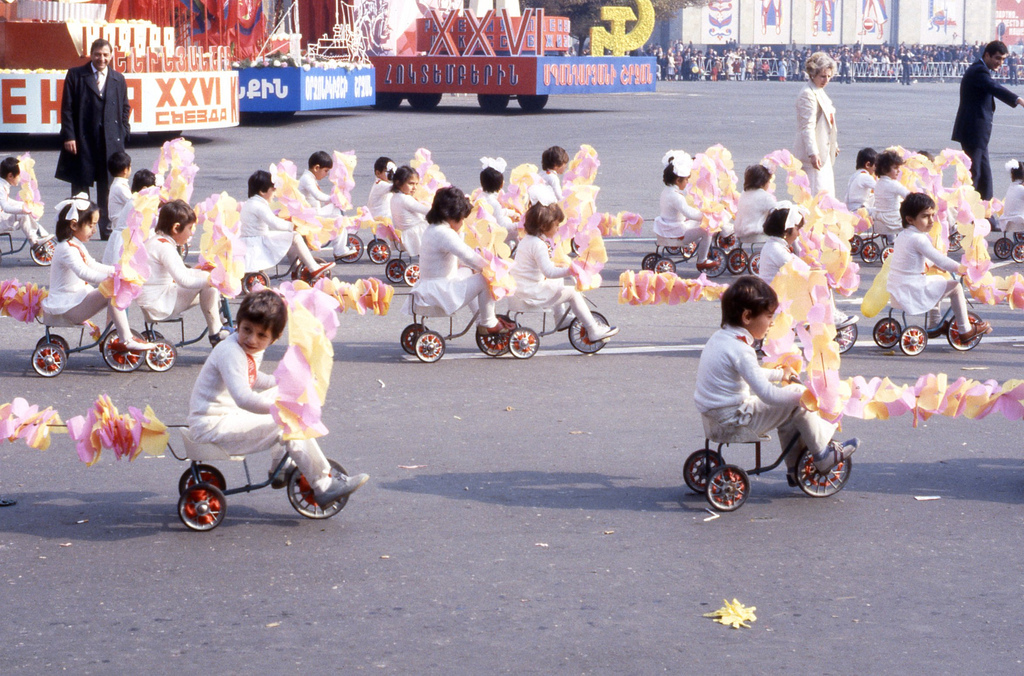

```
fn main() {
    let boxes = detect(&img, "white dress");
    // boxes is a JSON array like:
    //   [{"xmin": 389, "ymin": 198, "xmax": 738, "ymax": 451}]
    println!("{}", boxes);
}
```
[
  {"xmin": 43, "ymin": 239, "xmax": 113, "ymax": 315},
  {"xmin": 102, "ymin": 177, "xmax": 134, "ymax": 265},
  {"xmin": 1002, "ymin": 181, "xmax": 1024, "ymax": 232},
  {"xmin": 403, "ymin": 224, "xmax": 486, "ymax": 316},
  {"xmin": 139, "ymin": 235, "xmax": 210, "ymax": 320},
  {"xmin": 240, "ymin": 195, "xmax": 294, "ymax": 272},
  {"xmin": 653, "ymin": 186, "xmax": 702, "ymax": 239},
  {"xmin": 390, "ymin": 192, "xmax": 430, "ymax": 256},
  {"xmin": 757, "ymin": 236, "xmax": 793, "ymax": 284},
  {"xmin": 872, "ymin": 176, "xmax": 909, "ymax": 236},
  {"xmin": 887, "ymin": 229, "xmax": 960, "ymax": 314},
  {"xmin": 733, "ymin": 189, "xmax": 776, "ymax": 242},
  {"xmin": 511, "ymin": 235, "xmax": 570, "ymax": 308},
  {"xmin": 367, "ymin": 179, "xmax": 393, "ymax": 220}
]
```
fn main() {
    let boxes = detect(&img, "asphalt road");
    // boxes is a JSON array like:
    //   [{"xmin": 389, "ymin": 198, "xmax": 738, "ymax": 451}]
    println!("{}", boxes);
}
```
[{"xmin": 2, "ymin": 80, "xmax": 1024, "ymax": 674}]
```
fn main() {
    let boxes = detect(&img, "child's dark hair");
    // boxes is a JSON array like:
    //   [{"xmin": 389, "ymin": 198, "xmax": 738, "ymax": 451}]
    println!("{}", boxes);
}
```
[
  {"xmin": 763, "ymin": 207, "xmax": 802, "ymax": 237},
  {"xmin": 248, "ymin": 170, "xmax": 274, "ymax": 198},
  {"xmin": 855, "ymin": 148, "xmax": 877, "ymax": 170},
  {"xmin": 916, "ymin": 150, "xmax": 935, "ymax": 162},
  {"xmin": 875, "ymin": 150, "xmax": 903, "ymax": 177},
  {"xmin": 55, "ymin": 198, "xmax": 99, "ymax": 242},
  {"xmin": 523, "ymin": 202, "xmax": 564, "ymax": 236},
  {"xmin": 743, "ymin": 164, "xmax": 771, "ymax": 191},
  {"xmin": 720, "ymin": 275, "xmax": 778, "ymax": 329},
  {"xmin": 480, "ymin": 167, "xmax": 504, "ymax": 193},
  {"xmin": 662, "ymin": 156, "xmax": 691, "ymax": 186},
  {"xmin": 541, "ymin": 146, "xmax": 569, "ymax": 172},
  {"xmin": 899, "ymin": 192, "xmax": 936, "ymax": 228},
  {"xmin": 1, "ymin": 157, "xmax": 21, "ymax": 180},
  {"xmin": 130, "ymin": 168, "xmax": 157, "ymax": 193},
  {"xmin": 390, "ymin": 165, "xmax": 417, "ymax": 193},
  {"xmin": 237, "ymin": 289, "xmax": 288, "ymax": 341},
  {"xmin": 1011, "ymin": 160, "xmax": 1024, "ymax": 183},
  {"xmin": 374, "ymin": 156, "xmax": 396, "ymax": 180},
  {"xmin": 308, "ymin": 150, "xmax": 332, "ymax": 170},
  {"xmin": 155, "ymin": 199, "xmax": 197, "ymax": 235},
  {"xmin": 108, "ymin": 151, "xmax": 132, "ymax": 177},
  {"xmin": 426, "ymin": 186, "xmax": 473, "ymax": 225}
]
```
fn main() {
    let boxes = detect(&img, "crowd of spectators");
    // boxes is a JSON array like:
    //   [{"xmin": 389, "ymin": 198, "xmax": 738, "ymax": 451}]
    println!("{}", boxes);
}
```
[{"xmin": 640, "ymin": 42, "xmax": 1022, "ymax": 84}]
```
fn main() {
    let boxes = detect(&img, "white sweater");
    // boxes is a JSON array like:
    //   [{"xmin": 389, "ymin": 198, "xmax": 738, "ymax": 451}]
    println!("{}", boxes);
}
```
[
  {"xmin": 188, "ymin": 333, "xmax": 276, "ymax": 423},
  {"xmin": 757, "ymin": 236, "xmax": 793, "ymax": 284},
  {"xmin": 733, "ymin": 189, "xmax": 776, "ymax": 241},
  {"xmin": 694, "ymin": 325, "xmax": 799, "ymax": 412}
]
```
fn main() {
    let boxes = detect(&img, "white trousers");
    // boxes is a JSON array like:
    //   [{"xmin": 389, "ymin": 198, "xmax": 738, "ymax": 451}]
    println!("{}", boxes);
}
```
[
  {"xmin": 147, "ymin": 285, "xmax": 223, "ymax": 334},
  {"xmin": 190, "ymin": 411, "xmax": 331, "ymax": 488},
  {"xmin": 0, "ymin": 213, "xmax": 47, "ymax": 243},
  {"xmin": 547, "ymin": 285, "xmax": 603, "ymax": 333},
  {"xmin": 678, "ymin": 225, "xmax": 712, "ymax": 262},
  {"xmin": 806, "ymin": 160, "xmax": 835, "ymax": 198},
  {"xmin": 702, "ymin": 392, "xmax": 837, "ymax": 470},
  {"xmin": 57, "ymin": 289, "xmax": 134, "ymax": 344}
]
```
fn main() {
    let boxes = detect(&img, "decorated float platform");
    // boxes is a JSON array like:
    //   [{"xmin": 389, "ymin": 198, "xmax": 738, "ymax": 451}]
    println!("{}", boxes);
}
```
[
  {"xmin": 0, "ymin": 5, "xmax": 238, "ymax": 135},
  {"xmin": 369, "ymin": 2, "xmax": 657, "ymax": 112}
]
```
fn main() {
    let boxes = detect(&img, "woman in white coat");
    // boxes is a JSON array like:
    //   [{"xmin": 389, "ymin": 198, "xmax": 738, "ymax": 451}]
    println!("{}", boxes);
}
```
[{"xmin": 795, "ymin": 52, "xmax": 839, "ymax": 197}]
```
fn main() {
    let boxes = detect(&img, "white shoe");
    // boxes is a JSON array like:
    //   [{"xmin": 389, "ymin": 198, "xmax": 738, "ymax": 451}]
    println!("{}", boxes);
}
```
[
  {"xmin": 813, "ymin": 438, "xmax": 859, "ymax": 473},
  {"xmin": 314, "ymin": 473, "xmax": 369, "ymax": 507},
  {"xmin": 587, "ymin": 325, "xmax": 619, "ymax": 342},
  {"xmin": 835, "ymin": 311, "xmax": 858, "ymax": 328},
  {"xmin": 122, "ymin": 339, "xmax": 157, "ymax": 351}
]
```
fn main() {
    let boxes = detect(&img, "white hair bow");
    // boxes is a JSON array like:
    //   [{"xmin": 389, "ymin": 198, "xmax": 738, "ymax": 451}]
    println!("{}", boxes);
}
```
[
  {"xmin": 480, "ymin": 156, "xmax": 507, "ymax": 174},
  {"xmin": 386, "ymin": 161, "xmax": 398, "ymax": 174},
  {"xmin": 774, "ymin": 200, "xmax": 807, "ymax": 231},
  {"xmin": 1006, "ymin": 159, "xmax": 1021, "ymax": 172},
  {"xmin": 54, "ymin": 192, "xmax": 92, "ymax": 222},
  {"xmin": 528, "ymin": 184, "xmax": 557, "ymax": 207},
  {"xmin": 154, "ymin": 173, "xmax": 165, "ymax": 187},
  {"xmin": 661, "ymin": 150, "xmax": 693, "ymax": 178}
]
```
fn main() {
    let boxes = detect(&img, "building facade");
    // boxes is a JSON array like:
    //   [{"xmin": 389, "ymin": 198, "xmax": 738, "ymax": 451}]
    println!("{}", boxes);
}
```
[{"xmin": 664, "ymin": 0, "xmax": 1021, "ymax": 48}]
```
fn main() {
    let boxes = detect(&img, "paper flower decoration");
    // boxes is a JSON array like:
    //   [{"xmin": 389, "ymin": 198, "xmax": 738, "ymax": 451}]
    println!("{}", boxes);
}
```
[
  {"xmin": 0, "ymin": 398, "xmax": 62, "ymax": 451},
  {"xmin": 329, "ymin": 150, "xmax": 358, "ymax": 212},
  {"xmin": 153, "ymin": 138, "xmax": 198, "ymax": 203},
  {"xmin": 270, "ymin": 159, "xmax": 337, "ymax": 249},
  {"xmin": 272, "ymin": 281, "xmax": 341, "ymax": 440},
  {"xmin": 99, "ymin": 187, "xmax": 158, "ymax": 310},
  {"xmin": 685, "ymin": 144, "xmax": 740, "ymax": 235},
  {"xmin": 618, "ymin": 270, "xmax": 727, "ymax": 305},
  {"xmin": 314, "ymin": 277, "xmax": 394, "ymax": 315},
  {"xmin": 16, "ymin": 153, "xmax": 45, "ymax": 220},
  {"xmin": 704, "ymin": 599, "xmax": 757, "ymax": 629},
  {"xmin": 762, "ymin": 149, "xmax": 812, "ymax": 204},
  {"xmin": 65, "ymin": 396, "xmax": 168, "ymax": 465},
  {"xmin": 562, "ymin": 144, "xmax": 600, "ymax": 187},
  {"xmin": 478, "ymin": 248, "xmax": 516, "ymax": 301},
  {"xmin": 0, "ymin": 278, "xmax": 48, "ymax": 323},
  {"xmin": 196, "ymin": 192, "xmax": 246, "ymax": 298},
  {"xmin": 568, "ymin": 222, "xmax": 607, "ymax": 292},
  {"xmin": 410, "ymin": 148, "xmax": 449, "ymax": 204},
  {"xmin": 463, "ymin": 202, "xmax": 512, "ymax": 260}
]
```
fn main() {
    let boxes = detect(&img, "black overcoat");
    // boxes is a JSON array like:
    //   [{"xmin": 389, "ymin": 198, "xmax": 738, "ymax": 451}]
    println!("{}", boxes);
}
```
[{"xmin": 54, "ymin": 63, "xmax": 131, "ymax": 187}]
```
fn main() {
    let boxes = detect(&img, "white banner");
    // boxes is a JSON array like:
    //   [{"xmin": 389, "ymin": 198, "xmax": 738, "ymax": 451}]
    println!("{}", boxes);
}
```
[
  {"xmin": 807, "ymin": 0, "xmax": 840, "ymax": 44},
  {"xmin": 920, "ymin": 0, "xmax": 962, "ymax": 45},
  {"xmin": 856, "ymin": 0, "xmax": 891, "ymax": 45},
  {"xmin": 702, "ymin": 1, "xmax": 737, "ymax": 44},
  {"xmin": 0, "ymin": 71, "xmax": 238, "ymax": 133},
  {"xmin": 753, "ymin": 0, "xmax": 791, "ymax": 45}
]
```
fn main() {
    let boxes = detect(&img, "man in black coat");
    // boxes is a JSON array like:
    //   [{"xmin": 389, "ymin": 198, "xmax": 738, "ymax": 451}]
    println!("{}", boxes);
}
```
[
  {"xmin": 54, "ymin": 38, "xmax": 132, "ymax": 240},
  {"xmin": 951, "ymin": 40, "xmax": 1024, "ymax": 201}
]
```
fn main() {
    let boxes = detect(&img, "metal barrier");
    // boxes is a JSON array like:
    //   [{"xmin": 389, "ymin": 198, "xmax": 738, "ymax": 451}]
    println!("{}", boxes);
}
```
[{"xmin": 657, "ymin": 57, "xmax": 1016, "ymax": 83}]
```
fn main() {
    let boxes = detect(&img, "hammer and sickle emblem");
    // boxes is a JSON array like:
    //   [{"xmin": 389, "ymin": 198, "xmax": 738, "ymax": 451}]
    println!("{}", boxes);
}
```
[{"xmin": 589, "ymin": 0, "xmax": 655, "ymax": 57}]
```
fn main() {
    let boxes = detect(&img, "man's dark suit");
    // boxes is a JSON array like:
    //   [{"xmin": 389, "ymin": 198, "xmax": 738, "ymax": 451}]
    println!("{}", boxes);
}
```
[
  {"xmin": 952, "ymin": 58, "xmax": 1019, "ymax": 200},
  {"xmin": 54, "ymin": 63, "xmax": 131, "ymax": 239}
]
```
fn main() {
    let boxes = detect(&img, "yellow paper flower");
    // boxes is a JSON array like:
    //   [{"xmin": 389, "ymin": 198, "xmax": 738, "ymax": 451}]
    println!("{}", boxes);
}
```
[{"xmin": 704, "ymin": 599, "xmax": 757, "ymax": 629}]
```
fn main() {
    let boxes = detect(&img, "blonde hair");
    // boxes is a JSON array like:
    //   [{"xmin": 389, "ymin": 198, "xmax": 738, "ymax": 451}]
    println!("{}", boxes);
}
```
[{"xmin": 804, "ymin": 51, "xmax": 836, "ymax": 78}]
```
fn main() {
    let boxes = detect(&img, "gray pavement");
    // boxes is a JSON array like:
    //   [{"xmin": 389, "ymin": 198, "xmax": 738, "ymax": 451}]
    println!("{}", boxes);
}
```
[{"xmin": 2, "ymin": 81, "xmax": 1024, "ymax": 673}]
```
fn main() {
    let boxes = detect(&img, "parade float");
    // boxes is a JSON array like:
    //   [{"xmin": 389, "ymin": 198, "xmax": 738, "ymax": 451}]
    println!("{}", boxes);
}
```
[
  {"xmin": 234, "ymin": 0, "xmax": 375, "ymax": 117},
  {"xmin": 368, "ymin": 0, "xmax": 658, "ymax": 112},
  {"xmin": 0, "ymin": 0, "xmax": 238, "ymax": 135}
]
